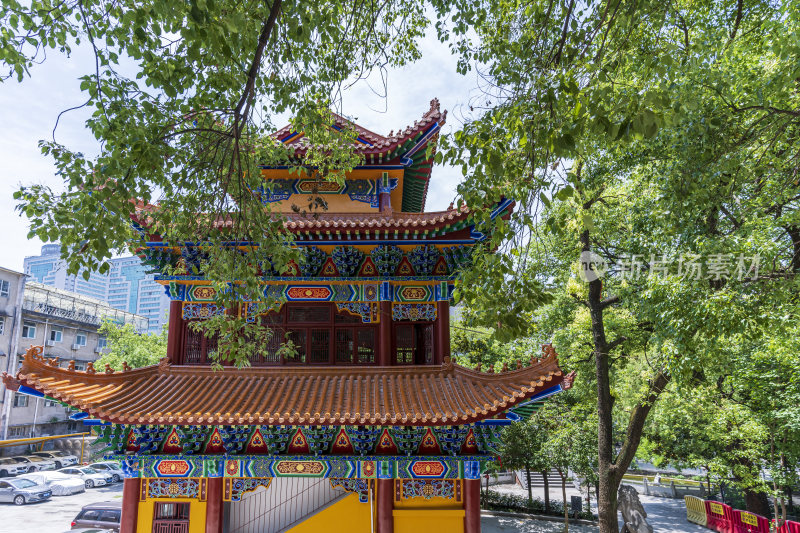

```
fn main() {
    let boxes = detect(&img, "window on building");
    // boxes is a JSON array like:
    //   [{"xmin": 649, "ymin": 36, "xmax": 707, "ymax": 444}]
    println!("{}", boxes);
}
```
[
  {"xmin": 97, "ymin": 337, "xmax": 107, "ymax": 349},
  {"xmin": 8, "ymin": 426, "xmax": 26, "ymax": 437},
  {"xmin": 49, "ymin": 326, "xmax": 63, "ymax": 343},
  {"xmin": 394, "ymin": 323, "xmax": 434, "ymax": 365},
  {"xmin": 74, "ymin": 361, "xmax": 86, "ymax": 371},
  {"xmin": 184, "ymin": 303, "xmax": 379, "ymax": 366},
  {"xmin": 22, "ymin": 322, "xmax": 36, "ymax": 339},
  {"xmin": 75, "ymin": 332, "xmax": 87, "ymax": 347},
  {"xmin": 0, "ymin": 318, "xmax": 4, "ymax": 336},
  {"xmin": 0, "ymin": 280, "xmax": 9, "ymax": 297},
  {"xmin": 13, "ymin": 393, "xmax": 28, "ymax": 408},
  {"xmin": 44, "ymin": 399, "xmax": 58, "ymax": 407}
]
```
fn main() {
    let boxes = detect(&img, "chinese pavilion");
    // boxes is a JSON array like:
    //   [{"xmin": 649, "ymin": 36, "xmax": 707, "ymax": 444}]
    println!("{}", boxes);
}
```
[{"xmin": 3, "ymin": 100, "xmax": 572, "ymax": 533}]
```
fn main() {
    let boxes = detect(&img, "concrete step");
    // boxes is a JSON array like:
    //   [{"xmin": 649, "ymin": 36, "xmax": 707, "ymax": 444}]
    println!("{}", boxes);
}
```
[{"xmin": 516, "ymin": 469, "xmax": 564, "ymax": 489}]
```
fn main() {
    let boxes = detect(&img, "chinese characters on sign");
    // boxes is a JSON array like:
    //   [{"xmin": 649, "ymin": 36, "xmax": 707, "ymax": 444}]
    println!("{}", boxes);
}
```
[{"xmin": 614, "ymin": 253, "xmax": 760, "ymax": 281}]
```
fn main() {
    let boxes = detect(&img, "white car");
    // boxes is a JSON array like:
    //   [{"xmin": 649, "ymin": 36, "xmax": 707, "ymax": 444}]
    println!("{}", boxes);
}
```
[
  {"xmin": 0, "ymin": 458, "xmax": 28, "ymax": 478},
  {"xmin": 57, "ymin": 466, "xmax": 113, "ymax": 488},
  {"xmin": 17, "ymin": 471, "xmax": 85, "ymax": 496},
  {"xmin": 10, "ymin": 455, "xmax": 56, "ymax": 473},
  {"xmin": 89, "ymin": 461, "xmax": 124, "ymax": 483},
  {"xmin": 32, "ymin": 450, "xmax": 79, "ymax": 468}
]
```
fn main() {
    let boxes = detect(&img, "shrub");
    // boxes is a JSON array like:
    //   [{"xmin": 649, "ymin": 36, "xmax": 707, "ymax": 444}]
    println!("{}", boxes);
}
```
[{"xmin": 480, "ymin": 489, "xmax": 596, "ymax": 520}]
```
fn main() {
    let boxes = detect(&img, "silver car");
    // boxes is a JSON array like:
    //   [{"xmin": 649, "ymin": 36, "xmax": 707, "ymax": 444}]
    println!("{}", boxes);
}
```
[
  {"xmin": 32, "ymin": 450, "xmax": 79, "ymax": 468},
  {"xmin": 0, "ymin": 457, "xmax": 27, "ymax": 478},
  {"xmin": 88, "ymin": 462, "xmax": 124, "ymax": 483},
  {"xmin": 0, "ymin": 477, "xmax": 52, "ymax": 505},
  {"xmin": 18, "ymin": 471, "xmax": 85, "ymax": 496},
  {"xmin": 10, "ymin": 455, "xmax": 56, "ymax": 473},
  {"xmin": 58, "ymin": 466, "xmax": 113, "ymax": 488}
]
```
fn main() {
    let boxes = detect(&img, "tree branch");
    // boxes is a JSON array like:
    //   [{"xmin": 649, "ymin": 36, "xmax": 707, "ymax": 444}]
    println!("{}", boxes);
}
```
[
  {"xmin": 233, "ymin": 0, "xmax": 283, "ymax": 132},
  {"xmin": 612, "ymin": 371, "xmax": 670, "ymax": 483},
  {"xmin": 599, "ymin": 294, "xmax": 619, "ymax": 310},
  {"xmin": 727, "ymin": 0, "xmax": 744, "ymax": 47}
]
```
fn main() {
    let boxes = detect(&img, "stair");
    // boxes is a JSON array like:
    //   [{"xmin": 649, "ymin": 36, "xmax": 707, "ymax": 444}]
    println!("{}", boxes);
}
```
[
  {"xmin": 228, "ymin": 477, "xmax": 348, "ymax": 533},
  {"xmin": 516, "ymin": 468, "xmax": 563, "ymax": 489}
]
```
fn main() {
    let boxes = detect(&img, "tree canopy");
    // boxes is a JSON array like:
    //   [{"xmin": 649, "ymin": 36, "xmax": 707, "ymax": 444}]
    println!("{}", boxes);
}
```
[
  {"xmin": 95, "ymin": 319, "xmax": 168, "ymax": 370},
  {"xmin": 3, "ymin": 0, "xmax": 427, "ymax": 366}
]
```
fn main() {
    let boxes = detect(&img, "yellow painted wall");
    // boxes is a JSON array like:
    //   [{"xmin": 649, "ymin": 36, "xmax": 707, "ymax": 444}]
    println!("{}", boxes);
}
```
[
  {"xmin": 137, "ymin": 496, "xmax": 207, "ymax": 533},
  {"xmin": 393, "ymin": 509, "xmax": 465, "ymax": 533},
  {"xmin": 286, "ymin": 493, "xmax": 375, "ymax": 533}
]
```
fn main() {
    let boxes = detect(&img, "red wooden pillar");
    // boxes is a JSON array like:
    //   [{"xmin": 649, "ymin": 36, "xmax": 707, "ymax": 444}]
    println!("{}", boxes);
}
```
[
  {"xmin": 435, "ymin": 301, "xmax": 450, "ymax": 365},
  {"xmin": 376, "ymin": 478, "xmax": 394, "ymax": 533},
  {"xmin": 119, "ymin": 478, "xmax": 140, "ymax": 533},
  {"xmin": 166, "ymin": 300, "xmax": 183, "ymax": 364},
  {"xmin": 378, "ymin": 301, "xmax": 392, "ymax": 366},
  {"xmin": 464, "ymin": 479, "xmax": 481, "ymax": 533},
  {"xmin": 205, "ymin": 477, "xmax": 224, "ymax": 533}
]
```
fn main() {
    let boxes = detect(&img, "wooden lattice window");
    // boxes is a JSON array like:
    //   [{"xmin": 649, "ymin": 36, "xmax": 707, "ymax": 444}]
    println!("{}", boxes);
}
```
[
  {"xmin": 247, "ymin": 304, "xmax": 377, "ymax": 366},
  {"xmin": 393, "ymin": 323, "xmax": 433, "ymax": 365},
  {"xmin": 182, "ymin": 323, "xmax": 219, "ymax": 365},
  {"xmin": 153, "ymin": 502, "xmax": 190, "ymax": 533},
  {"xmin": 395, "ymin": 325, "xmax": 415, "ymax": 365}
]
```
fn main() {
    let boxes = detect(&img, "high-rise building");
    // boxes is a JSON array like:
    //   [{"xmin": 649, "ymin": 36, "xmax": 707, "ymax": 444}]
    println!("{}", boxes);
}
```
[
  {"xmin": 23, "ymin": 245, "xmax": 169, "ymax": 334},
  {"xmin": 107, "ymin": 256, "xmax": 170, "ymax": 334}
]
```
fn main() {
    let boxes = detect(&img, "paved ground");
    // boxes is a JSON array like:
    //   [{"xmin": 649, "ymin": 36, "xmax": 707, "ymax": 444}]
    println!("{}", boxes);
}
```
[
  {"xmin": 1, "ymin": 482, "xmax": 122, "ymax": 533},
  {"xmin": 482, "ymin": 515, "xmax": 596, "ymax": 532},
  {"xmin": 489, "ymin": 483, "xmax": 709, "ymax": 532}
]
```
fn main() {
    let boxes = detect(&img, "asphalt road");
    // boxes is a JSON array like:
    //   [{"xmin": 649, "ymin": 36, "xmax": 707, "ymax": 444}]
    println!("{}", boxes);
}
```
[{"xmin": 0, "ymin": 482, "xmax": 123, "ymax": 533}]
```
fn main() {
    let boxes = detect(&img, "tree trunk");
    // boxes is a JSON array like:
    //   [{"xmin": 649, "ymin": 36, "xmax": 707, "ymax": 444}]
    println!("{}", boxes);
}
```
[
  {"xmin": 578, "ymin": 223, "xmax": 670, "ymax": 533},
  {"xmin": 745, "ymin": 488, "xmax": 771, "ymax": 516},
  {"xmin": 542, "ymin": 470, "xmax": 550, "ymax": 513},
  {"xmin": 582, "ymin": 226, "xmax": 618, "ymax": 533},
  {"xmin": 525, "ymin": 464, "xmax": 533, "ymax": 505},
  {"xmin": 559, "ymin": 467, "xmax": 570, "ymax": 533}
]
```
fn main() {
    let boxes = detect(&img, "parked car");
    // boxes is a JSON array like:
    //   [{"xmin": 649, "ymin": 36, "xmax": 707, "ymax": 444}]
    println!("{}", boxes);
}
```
[
  {"xmin": 88, "ymin": 462, "xmax": 124, "ymax": 483},
  {"xmin": 71, "ymin": 501, "xmax": 121, "ymax": 531},
  {"xmin": 10, "ymin": 455, "xmax": 56, "ymax": 473},
  {"xmin": 58, "ymin": 466, "xmax": 113, "ymax": 488},
  {"xmin": 32, "ymin": 450, "xmax": 79, "ymax": 468},
  {"xmin": 0, "ymin": 477, "xmax": 52, "ymax": 505},
  {"xmin": 18, "ymin": 471, "xmax": 85, "ymax": 496},
  {"xmin": 0, "ymin": 457, "xmax": 28, "ymax": 477}
]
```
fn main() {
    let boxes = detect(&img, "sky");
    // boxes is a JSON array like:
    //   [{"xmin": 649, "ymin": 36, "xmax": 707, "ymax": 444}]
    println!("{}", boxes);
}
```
[{"xmin": 0, "ymin": 27, "xmax": 481, "ymax": 272}]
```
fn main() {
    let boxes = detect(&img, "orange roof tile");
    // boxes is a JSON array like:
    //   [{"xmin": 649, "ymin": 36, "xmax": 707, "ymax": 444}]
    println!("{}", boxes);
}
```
[
  {"xmin": 5, "ymin": 346, "xmax": 568, "ymax": 427},
  {"xmin": 272, "ymin": 99, "xmax": 447, "ymax": 157}
]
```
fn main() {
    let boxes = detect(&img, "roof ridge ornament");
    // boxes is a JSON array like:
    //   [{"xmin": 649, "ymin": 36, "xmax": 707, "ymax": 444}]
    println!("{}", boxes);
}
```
[
  {"xmin": 158, "ymin": 357, "xmax": 172, "ymax": 373},
  {"xmin": 1, "ymin": 372, "xmax": 20, "ymax": 392}
]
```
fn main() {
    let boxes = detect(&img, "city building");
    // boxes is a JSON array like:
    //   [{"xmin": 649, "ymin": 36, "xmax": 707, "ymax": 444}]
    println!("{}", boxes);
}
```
[
  {"xmin": 0, "ymin": 272, "xmax": 147, "ymax": 440},
  {"xmin": 23, "ymin": 245, "xmax": 169, "ymax": 333},
  {"xmin": 5, "ymin": 102, "xmax": 573, "ymax": 533}
]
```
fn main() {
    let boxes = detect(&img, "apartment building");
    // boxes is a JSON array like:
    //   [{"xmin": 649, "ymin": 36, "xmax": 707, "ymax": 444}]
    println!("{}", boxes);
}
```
[{"xmin": 0, "ymin": 270, "xmax": 147, "ymax": 440}]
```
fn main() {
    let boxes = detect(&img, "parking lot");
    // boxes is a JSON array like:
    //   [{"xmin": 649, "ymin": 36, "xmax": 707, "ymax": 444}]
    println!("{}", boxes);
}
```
[{"xmin": 1, "ymin": 482, "xmax": 123, "ymax": 533}]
